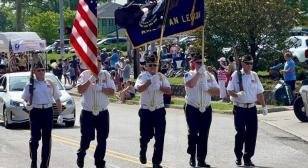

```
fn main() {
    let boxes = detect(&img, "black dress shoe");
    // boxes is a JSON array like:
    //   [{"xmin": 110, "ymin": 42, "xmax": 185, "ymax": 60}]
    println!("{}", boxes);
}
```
[
  {"xmin": 139, "ymin": 151, "xmax": 147, "ymax": 164},
  {"xmin": 197, "ymin": 161, "xmax": 211, "ymax": 168},
  {"xmin": 153, "ymin": 163, "xmax": 163, "ymax": 168},
  {"xmin": 244, "ymin": 160, "xmax": 255, "ymax": 167},
  {"xmin": 235, "ymin": 158, "xmax": 242, "ymax": 166},
  {"xmin": 77, "ymin": 158, "xmax": 84, "ymax": 168},
  {"xmin": 189, "ymin": 156, "xmax": 196, "ymax": 167}
]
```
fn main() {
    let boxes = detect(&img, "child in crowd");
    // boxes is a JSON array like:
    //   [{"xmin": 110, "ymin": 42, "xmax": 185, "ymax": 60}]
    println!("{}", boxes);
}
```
[
  {"xmin": 68, "ymin": 63, "xmax": 76, "ymax": 86},
  {"xmin": 118, "ymin": 80, "xmax": 135, "ymax": 103},
  {"xmin": 111, "ymin": 70, "xmax": 122, "ymax": 91},
  {"xmin": 217, "ymin": 57, "xmax": 228, "ymax": 102}
]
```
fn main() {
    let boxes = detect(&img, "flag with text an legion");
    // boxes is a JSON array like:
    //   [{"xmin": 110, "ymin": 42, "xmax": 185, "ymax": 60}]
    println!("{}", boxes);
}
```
[{"xmin": 70, "ymin": 0, "xmax": 99, "ymax": 76}]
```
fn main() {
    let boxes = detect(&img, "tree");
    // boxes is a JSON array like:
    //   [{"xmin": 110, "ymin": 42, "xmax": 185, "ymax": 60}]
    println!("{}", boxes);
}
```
[
  {"xmin": 1, "ymin": 0, "xmax": 109, "ymax": 31},
  {"xmin": 285, "ymin": 0, "xmax": 308, "ymax": 27},
  {"xmin": 0, "ymin": 7, "xmax": 14, "ymax": 31},
  {"xmin": 28, "ymin": 9, "xmax": 77, "ymax": 43},
  {"xmin": 28, "ymin": 11, "xmax": 59, "ymax": 43},
  {"xmin": 204, "ymin": 0, "xmax": 299, "ymax": 70}
]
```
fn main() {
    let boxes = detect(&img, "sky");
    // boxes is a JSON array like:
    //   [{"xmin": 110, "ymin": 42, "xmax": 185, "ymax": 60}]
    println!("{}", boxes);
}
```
[{"xmin": 115, "ymin": 0, "xmax": 126, "ymax": 5}]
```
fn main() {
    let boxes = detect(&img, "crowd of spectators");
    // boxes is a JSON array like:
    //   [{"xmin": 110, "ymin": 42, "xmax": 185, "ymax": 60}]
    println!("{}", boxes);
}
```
[{"xmin": 48, "ymin": 48, "xmax": 134, "ymax": 103}]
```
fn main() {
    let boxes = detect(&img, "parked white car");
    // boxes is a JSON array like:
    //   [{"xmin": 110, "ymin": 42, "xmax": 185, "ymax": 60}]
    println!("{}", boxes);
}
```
[
  {"xmin": 287, "ymin": 36, "xmax": 308, "ymax": 62},
  {"xmin": 0, "ymin": 72, "xmax": 76, "ymax": 128},
  {"xmin": 293, "ymin": 84, "xmax": 308, "ymax": 122}
]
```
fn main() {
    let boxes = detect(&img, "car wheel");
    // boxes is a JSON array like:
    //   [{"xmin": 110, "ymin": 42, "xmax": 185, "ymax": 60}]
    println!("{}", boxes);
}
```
[
  {"xmin": 65, "ymin": 120, "xmax": 75, "ymax": 127},
  {"xmin": 3, "ymin": 107, "xmax": 12, "ymax": 129},
  {"xmin": 293, "ymin": 96, "xmax": 308, "ymax": 122}
]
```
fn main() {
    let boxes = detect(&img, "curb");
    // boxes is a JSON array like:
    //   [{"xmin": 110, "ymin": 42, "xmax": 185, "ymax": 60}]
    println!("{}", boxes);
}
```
[{"xmin": 68, "ymin": 91, "xmax": 290, "ymax": 114}]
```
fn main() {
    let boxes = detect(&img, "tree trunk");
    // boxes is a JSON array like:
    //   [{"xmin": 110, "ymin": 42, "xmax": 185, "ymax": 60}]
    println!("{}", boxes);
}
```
[
  {"xmin": 15, "ymin": 0, "xmax": 22, "ymax": 31},
  {"xmin": 249, "ymin": 37, "xmax": 259, "ymax": 70}
]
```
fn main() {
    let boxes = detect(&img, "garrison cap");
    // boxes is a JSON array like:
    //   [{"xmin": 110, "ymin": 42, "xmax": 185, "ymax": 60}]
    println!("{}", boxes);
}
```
[{"xmin": 145, "ymin": 54, "xmax": 157, "ymax": 63}]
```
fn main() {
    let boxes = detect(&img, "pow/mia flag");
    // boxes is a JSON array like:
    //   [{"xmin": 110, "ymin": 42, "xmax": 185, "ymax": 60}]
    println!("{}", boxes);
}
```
[{"xmin": 115, "ymin": 0, "xmax": 205, "ymax": 47}]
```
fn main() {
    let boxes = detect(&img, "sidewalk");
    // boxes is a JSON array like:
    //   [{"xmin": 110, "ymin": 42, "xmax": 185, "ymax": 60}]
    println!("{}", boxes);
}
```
[
  {"xmin": 259, "ymin": 110, "xmax": 308, "ymax": 142},
  {"xmin": 67, "ymin": 87, "xmax": 291, "ymax": 114}
]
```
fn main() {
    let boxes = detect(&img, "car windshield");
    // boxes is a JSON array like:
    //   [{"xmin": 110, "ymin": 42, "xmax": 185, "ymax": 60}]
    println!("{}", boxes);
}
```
[{"xmin": 9, "ymin": 74, "xmax": 64, "ymax": 91}]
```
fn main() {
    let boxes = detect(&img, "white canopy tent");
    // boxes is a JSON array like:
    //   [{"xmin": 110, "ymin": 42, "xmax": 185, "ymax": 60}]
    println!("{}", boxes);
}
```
[
  {"xmin": 0, "ymin": 32, "xmax": 47, "ymax": 72},
  {"xmin": 0, "ymin": 32, "xmax": 46, "ymax": 53}
]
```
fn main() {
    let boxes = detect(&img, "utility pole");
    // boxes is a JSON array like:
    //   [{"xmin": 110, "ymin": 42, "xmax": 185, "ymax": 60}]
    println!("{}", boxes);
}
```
[
  {"xmin": 127, "ymin": 0, "xmax": 146, "ymax": 79},
  {"xmin": 15, "ymin": 0, "xmax": 22, "ymax": 31},
  {"xmin": 59, "ymin": 0, "xmax": 65, "ymax": 62}
]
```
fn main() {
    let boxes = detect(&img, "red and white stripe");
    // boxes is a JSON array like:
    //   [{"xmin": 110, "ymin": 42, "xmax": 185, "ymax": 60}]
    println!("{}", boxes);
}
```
[{"xmin": 70, "ymin": 0, "xmax": 99, "ymax": 76}]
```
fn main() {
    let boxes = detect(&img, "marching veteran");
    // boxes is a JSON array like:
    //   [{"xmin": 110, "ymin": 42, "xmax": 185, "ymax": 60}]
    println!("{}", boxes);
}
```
[
  {"xmin": 76, "ymin": 58, "xmax": 115, "ymax": 168},
  {"xmin": 135, "ymin": 54, "xmax": 171, "ymax": 168},
  {"xmin": 227, "ymin": 55, "xmax": 267, "ymax": 167},
  {"xmin": 184, "ymin": 53, "xmax": 220, "ymax": 168},
  {"xmin": 22, "ymin": 62, "xmax": 62, "ymax": 168}
]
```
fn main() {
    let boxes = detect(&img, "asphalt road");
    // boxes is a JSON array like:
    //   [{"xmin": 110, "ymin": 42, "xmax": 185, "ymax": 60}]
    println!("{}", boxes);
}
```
[{"xmin": 1, "ymin": 96, "xmax": 308, "ymax": 168}]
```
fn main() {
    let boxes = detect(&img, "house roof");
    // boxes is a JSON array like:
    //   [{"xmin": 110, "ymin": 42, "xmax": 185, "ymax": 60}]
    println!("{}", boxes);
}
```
[{"xmin": 97, "ymin": 2, "xmax": 122, "ymax": 18}]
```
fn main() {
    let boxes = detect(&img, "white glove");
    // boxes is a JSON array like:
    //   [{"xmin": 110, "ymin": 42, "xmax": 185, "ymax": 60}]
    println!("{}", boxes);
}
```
[
  {"xmin": 57, "ymin": 114, "xmax": 64, "ymax": 124},
  {"xmin": 150, "ymin": 74, "xmax": 160, "ymax": 85},
  {"xmin": 198, "ymin": 65, "xmax": 206, "ymax": 74},
  {"xmin": 93, "ymin": 84, "xmax": 102, "ymax": 92},
  {"xmin": 145, "ymin": 73, "xmax": 152, "ymax": 81},
  {"xmin": 89, "ymin": 75, "xmax": 97, "ymax": 83},
  {"xmin": 151, "ymin": 75, "xmax": 161, "ymax": 91},
  {"xmin": 25, "ymin": 104, "xmax": 33, "ymax": 111},
  {"xmin": 236, "ymin": 91, "xmax": 246, "ymax": 98},
  {"xmin": 261, "ymin": 106, "xmax": 268, "ymax": 116}
]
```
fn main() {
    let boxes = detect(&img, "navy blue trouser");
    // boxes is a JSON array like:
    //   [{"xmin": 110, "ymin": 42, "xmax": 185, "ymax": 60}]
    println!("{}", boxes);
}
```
[
  {"xmin": 139, "ymin": 108, "xmax": 166, "ymax": 164},
  {"xmin": 233, "ymin": 106, "xmax": 258, "ymax": 161},
  {"xmin": 77, "ymin": 110, "xmax": 109, "ymax": 168},
  {"xmin": 184, "ymin": 104, "xmax": 212, "ymax": 162},
  {"xmin": 29, "ymin": 107, "xmax": 53, "ymax": 168}
]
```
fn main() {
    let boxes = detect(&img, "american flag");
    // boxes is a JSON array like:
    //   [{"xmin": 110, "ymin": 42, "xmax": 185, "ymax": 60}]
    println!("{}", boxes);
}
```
[{"xmin": 70, "ymin": 0, "xmax": 99, "ymax": 76}]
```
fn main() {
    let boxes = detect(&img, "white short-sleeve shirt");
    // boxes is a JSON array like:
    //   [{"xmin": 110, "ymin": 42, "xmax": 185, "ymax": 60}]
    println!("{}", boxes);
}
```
[
  {"xmin": 227, "ymin": 70, "xmax": 264, "ymax": 103},
  {"xmin": 22, "ymin": 79, "xmax": 62, "ymax": 105},
  {"xmin": 135, "ymin": 71, "xmax": 170, "ymax": 108},
  {"xmin": 77, "ymin": 70, "xmax": 116, "ymax": 111},
  {"xmin": 184, "ymin": 70, "xmax": 219, "ymax": 108}
]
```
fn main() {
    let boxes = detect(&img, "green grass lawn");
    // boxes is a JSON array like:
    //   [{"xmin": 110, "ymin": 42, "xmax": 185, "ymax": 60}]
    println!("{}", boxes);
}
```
[
  {"xmin": 47, "ymin": 53, "xmax": 75, "ymax": 63},
  {"xmin": 110, "ymin": 93, "xmax": 233, "ymax": 111},
  {"xmin": 168, "ymin": 77, "xmax": 184, "ymax": 85}
]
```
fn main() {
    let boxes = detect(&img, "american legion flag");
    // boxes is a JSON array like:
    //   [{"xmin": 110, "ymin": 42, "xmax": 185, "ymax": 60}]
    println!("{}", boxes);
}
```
[
  {"xmin": 70, "ymin": 0, "xmax": 99, "ymax": 76},
  {"xmin": 118, "ymin": 0, "xmax": 205, "ymax": 47}
]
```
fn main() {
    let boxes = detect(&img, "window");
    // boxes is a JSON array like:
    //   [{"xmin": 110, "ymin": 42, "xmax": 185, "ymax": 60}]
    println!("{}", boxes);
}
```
[
  {"xmin": 289, "ymin": 37, "xmax": 302, "ymax": 48},
  {"xmin": 9, "ymin": 76, "xmax": 28, "ymax": 91},
  {"xmin": 119, "ymin": 39, "xmax": 127, "ymax": 43},
  {"xmin": 45, "ymin": 74, "xmax": 64, "ymax": 90},
  {"xmin": 1, "ymin": 77, "xmax": 7, "ymax": 90},
  {"xmin": 0, "ymin": 77, "xmax": 4, "ymax": 87},
  {"xmin": 8, "ymin": 74, "xmax": 63, "ymax": 92}
]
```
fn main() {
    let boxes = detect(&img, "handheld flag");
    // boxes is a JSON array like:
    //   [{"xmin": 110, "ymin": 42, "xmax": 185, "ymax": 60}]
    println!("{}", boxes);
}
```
[
  {"xmin": 70, "ymin": 0, "xmax": 99, "ymax": 76},
  {"xmin": 115, "ymin": 0, "xmax": 205, "ymax": 47}
]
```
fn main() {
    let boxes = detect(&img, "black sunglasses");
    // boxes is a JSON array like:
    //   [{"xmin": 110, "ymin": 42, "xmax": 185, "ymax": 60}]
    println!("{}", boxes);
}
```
[
  {"xmin": 244, "ymin": 61, "xmax": 253, "ymax": 65},
  {"xmin": 147, "ymin": 63, "xmax": 158, "ymax": 67},
  {"xmin": 195, "ymin": 61, "xmax": 203, "ymax": 65}
]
